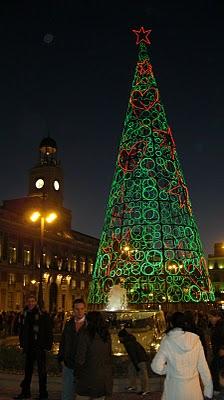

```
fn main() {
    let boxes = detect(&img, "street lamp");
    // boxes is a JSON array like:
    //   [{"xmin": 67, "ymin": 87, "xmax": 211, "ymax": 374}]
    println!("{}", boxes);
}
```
[{"xmin": 30, "ymin": 210, "xmax": 57, "ymax": 309}]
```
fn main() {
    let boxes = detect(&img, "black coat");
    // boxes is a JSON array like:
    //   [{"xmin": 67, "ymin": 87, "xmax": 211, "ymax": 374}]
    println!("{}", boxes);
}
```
[
  {"xmin": 121, "ymin": 333, "xmax": 148, "ymax": 371},
  {"xmin": 75, "ymin": 331, "xmax": 113, "ymax": 397},
  {"xmin": 19, "ymin": 306, "xmax": 53, "ymax": 353},
  {"xmin": 57, "ymin": 318, "xmax": 86, "ymax": 369},
  {"xmin": 211, "ymin": 319, "xmax": 224, "ymax": 355}
]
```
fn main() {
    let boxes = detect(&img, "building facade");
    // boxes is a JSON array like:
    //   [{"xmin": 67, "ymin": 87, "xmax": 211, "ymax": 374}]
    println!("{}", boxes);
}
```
[
  {"xmin": 208, "ymin": 242, "xmax": 224, "ymax": 304},
  {"xmin": 0, "ymin": 137, "xmax": 99, "ymax": 312}
]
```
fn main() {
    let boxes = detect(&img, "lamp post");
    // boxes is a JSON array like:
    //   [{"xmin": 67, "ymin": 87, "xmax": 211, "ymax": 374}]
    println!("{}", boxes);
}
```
[{"xmin": 30, "ymin": 210, "xmax": 57, "ymax": 309}]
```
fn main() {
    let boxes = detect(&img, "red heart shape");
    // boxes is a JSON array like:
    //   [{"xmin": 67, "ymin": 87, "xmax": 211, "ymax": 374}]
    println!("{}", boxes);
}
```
[{"xmin": 130, "ymin": 87, "xmax": 158, "ymax": 111}]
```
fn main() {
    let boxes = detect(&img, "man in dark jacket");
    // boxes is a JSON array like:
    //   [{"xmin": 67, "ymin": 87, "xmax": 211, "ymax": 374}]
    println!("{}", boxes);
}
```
[
  {"xmin": 208, "ymin": 309, "xmax": 224, "ymax": 393},
  {"xmin": 14, "ymin": 295, "xmax": 53, "ymax": 400},
  {"xmin": 118, "ymin": 328, "xmax": 150, "ymax": 396},
  {"xmin": 57, "ymin": 298, "xmax": 86, "ymax": 400}
]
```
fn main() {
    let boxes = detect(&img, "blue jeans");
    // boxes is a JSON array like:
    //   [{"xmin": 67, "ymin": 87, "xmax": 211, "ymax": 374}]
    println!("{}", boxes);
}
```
[{"xmin": 61, "ymin": 365, "xmax": 75, "ymax": 400}]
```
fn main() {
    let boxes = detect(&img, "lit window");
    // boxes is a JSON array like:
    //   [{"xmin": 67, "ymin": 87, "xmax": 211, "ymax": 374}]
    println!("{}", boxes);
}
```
[
  {"xmin": 88, "ymin": 261, "xmax": 93, "ymax": 274},
  {"xmin": 71, "ymin": 279, "xmax": 76, "ymax": 288},
  {"xmin": 8, "ymin": 246, "xmax": 17, "ymax": 264},
  {"xmin": 71, "ymin": 257, "xmax": 77, "ymax": 272},
  {"xmin": 23, "ymin": 274, "xmax": 29, "ymax": 286},
  {"xmin": 23, "ymin": 249, "xmax": 31, "ymax": 266},
  {"xmin": 80, "ymin": 260, "xmax": 85, "ymax": 274},
  {"xmin": 8, "ymin": 273, "xmax": 15, "ymax": 284},
  {"xmin": 80, "ymin": 280, "xmax": 85, "ymax": 290},
  {"xmin": 57, "ymin": 257, "xmax": 62, "ymax": 270}
]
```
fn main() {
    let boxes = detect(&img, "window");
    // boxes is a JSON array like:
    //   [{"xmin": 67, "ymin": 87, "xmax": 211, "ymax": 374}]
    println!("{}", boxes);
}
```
[
  {"xmin": 80, "ymin": 280, "xmax": 85, "ymax": 290},
  {"xmin": 57, "ymin": 257, "xmax": 62, "ymax": 270},
  {"xmin": 42, "ymin": 253, "xmax": 48, "ymax": 268},
  {"xmin": 71, "ymin": 279, "xmax": 76, "ymax": 288},
  {"xmin": 67, "ymin": 261, "xmax": 71, "ymax": 272},
  {"xmin": 23, "ymin": 274, "xmax": 29, "ymax": 286},
  {"xmin": 71, "ymin": 257, "xmax": 77, "ymax": 272},
  {"xmin": 8, "ymin": 246, "xmax": 17, "ymax": 264},
  {"xmin": 16, "ymin": 291, "xmax": 21, "ymax": 309},
  {"xmin": 1, "ymin": 289, "xmax": 6, "ymax": 309},
  {"xmin": 8, "ymin": 292, "xmax": 14, "ymax": 309},
  {"xmin": 62, "ymin": 294, "xmax": 66, "ymax": 309},
  {"xmin": 23, "ymin": 249, "xmax": 31, "ymax": 266},
  {"xmin": 80, "ymin": 259, "xmax": 85, "ymax": 274},
  {"xmin": 88, "ymin": 260, "xmax": 94, "ymax": 274},
  {"xmin": 8, "ymin": 273, "xmax": 15, "ymax": 285}
]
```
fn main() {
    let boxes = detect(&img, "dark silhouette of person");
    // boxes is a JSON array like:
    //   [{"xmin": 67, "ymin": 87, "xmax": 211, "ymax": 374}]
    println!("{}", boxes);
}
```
[
  {"xmin": 208, "ymin": 309, "xmax": 224, "ymax": 393},
  {"xmin": 14, "ymin": 295, "xmax": 53, "ymax": 400},
  {"xmin": 118, "ymin": 328, "xmax": 150, "ymax": 395},
  {"xmin": 57, "ymin": 298, "xmax": 87, "ymax": 400},
  {"xmin": 75, "ymin": 311, "xmax": 113, "ymax": 400}
]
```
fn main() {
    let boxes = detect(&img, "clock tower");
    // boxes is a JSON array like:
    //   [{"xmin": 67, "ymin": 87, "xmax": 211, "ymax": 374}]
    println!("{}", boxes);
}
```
[{"xmin": 28, "ymin": 136, "xmax": 64, "ymax": 206}]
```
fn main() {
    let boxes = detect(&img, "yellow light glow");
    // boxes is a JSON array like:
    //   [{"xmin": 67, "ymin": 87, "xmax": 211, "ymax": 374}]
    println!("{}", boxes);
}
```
[
  {"xmin": 31, "ymin": 279, "xmax": 36, "ymax": 284},
  {"xmin": 30, "ymin": 211, "xmax": 41, "ymax": 222},
  {"xmin": 46, "ymin": 212, "xmax": 57, "ymax": 223},
  {"xmin": 123, "ymin": 245, "xmax": 130, "ymax": 252}
]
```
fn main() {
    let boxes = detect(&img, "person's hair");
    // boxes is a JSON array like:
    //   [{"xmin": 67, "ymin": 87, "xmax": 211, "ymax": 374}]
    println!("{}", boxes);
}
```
[
  {"xmin": 118, "ymin": 328, "xmax": 129, "ymax": 338},
  {"xmin": 184, "ymin": 310, "xmax": 196, "ymax": 327},
  {"xmin": 73, "ymin": 298, "xmax": 85, "ymax": 307},
  {"xmin": 118, "ymin": 328, "xmax": 135, "ymax": 341},
  {"xmin": 220, "ymin": 367, "xmax": 224, "ymax": 379},
  {"xmin": 184, "ymin": 310, "xmax": 195, "ymax": 323},
  {"xmin": 86, "ymin": 311, "xmax": 110, "ymax": 343},
  {"xmin": 166, "ymin": 311, "xmax": 186, "ymax": 333},
  {"xmin": 208, "ymin": 309, "xmax": 223, "ymax": 318},
  {"xmin": 27, "ymin": 294, "xmax": 37, "ymax": 301}
]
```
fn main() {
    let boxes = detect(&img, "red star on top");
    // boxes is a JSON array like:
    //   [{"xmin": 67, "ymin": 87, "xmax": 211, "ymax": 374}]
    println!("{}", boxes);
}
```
[{"xmin": 132, "ymin": 27, "xmax": 152, "ymax": 45}]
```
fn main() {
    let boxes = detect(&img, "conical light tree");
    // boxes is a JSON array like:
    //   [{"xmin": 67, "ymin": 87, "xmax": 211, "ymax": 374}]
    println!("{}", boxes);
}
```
[{"xmin": 88, "ymin": 27, "xmax": 214, "ymax": 306}]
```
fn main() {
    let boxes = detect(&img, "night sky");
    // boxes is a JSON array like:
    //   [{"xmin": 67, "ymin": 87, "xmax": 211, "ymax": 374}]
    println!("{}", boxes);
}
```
[{"xmin": 0, "ymin": 1, "xmax": 223, "ymax": 256}]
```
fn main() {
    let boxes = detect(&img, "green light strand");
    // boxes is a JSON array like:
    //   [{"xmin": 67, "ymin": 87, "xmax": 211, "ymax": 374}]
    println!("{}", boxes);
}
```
[{"xmin": 88, "ymin": 42, "xmax": 214, "ymax": 305}]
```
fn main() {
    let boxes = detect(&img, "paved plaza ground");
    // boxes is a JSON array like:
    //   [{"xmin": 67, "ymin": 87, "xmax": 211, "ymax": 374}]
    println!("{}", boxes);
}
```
[{"xmin": 0, "ymin": 372, "xmax": 162, "ymax": 400}]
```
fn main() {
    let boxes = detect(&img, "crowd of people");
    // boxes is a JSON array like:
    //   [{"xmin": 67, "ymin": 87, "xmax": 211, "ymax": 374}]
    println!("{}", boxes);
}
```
[
  {"xmin": 0, "ymin": 311, "xmax": 20, "ymax": 336},
  {"xmin": 5, "ymin": 294, "xmax": 224, "ymax": 400},
  {"xmin": 0, "ymin": 309, "xmax": 71, "ymax": 338}
]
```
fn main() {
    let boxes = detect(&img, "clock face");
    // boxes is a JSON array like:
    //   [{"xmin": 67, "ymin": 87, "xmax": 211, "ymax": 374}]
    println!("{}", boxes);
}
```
[
  {"xmin": 53, "ymin": 180, "xmax": 60, "ymax": 191},
  {"xmin": 35, "ymin": 178, "xmax": 44, "ymax": 189}
]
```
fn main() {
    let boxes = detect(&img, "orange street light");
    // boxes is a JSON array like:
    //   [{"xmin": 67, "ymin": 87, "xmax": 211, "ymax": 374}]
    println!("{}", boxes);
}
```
[{"xmin": 29, "ymin": 210, "xmax": 58, "ymax": 309}]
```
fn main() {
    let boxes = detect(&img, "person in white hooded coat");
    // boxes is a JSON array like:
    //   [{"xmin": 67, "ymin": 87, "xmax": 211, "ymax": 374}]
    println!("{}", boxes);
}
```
[{"xmin": 151, "ymin": 311, "xmax": 213, "ymax": 400}]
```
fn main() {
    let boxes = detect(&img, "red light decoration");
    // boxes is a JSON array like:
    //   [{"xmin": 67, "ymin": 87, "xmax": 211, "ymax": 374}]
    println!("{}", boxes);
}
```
[
  {"xmin": 154, "ymin": 126, "xmax": 176, "ymax": 160},
  {"xmin": 130, "ymin": 87, "xmax": 159, "ymax": 115},
  {"xmin": 88, "ymin": 30, "xmax": 214, "ymax": 306},
  {"xmin": 118, "ymin": 140, "xmax": 147, "ymax": 173},
  {"xmin": 132, "ymin": 27, "xmax": 152, "ymax": 45},
  {"xmin": 137, "ymin": 60, "xmax": 153, "ymax": 76},
  {"xmin": 168, "ymin": 172, "xmax": 192, "ymax": 214}
]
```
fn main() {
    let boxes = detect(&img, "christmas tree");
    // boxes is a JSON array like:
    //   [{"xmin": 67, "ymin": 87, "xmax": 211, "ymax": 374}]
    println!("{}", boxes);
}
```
[{"xmin": 88, "ymin": 27, "xmax": 214, "ymax": 306}]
